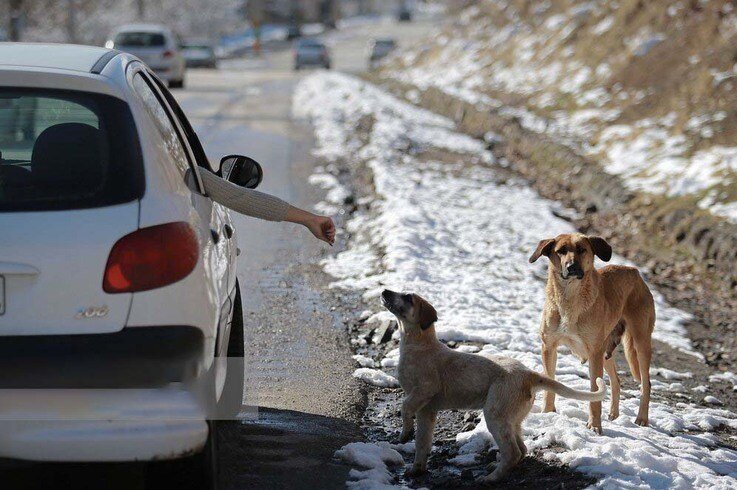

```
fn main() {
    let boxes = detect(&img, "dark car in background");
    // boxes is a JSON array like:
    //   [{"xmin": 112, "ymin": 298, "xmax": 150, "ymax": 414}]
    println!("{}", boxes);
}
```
[
  {"xmin": 181, "ymin": 40, "xmax": 218, "ymax": 68},
  {"xmin": 368, "ymin": 38, "xmax": 397, "ymax": 69},
  {"xmin": 294, "ymin": 39, "xmax": 331, "ymax": 70}
]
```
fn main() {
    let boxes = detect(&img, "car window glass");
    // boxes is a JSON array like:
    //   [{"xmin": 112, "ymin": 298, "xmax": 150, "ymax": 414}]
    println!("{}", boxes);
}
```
[
  {"xmin": 0, "ymin": 89, "xmax": 143, "ymax": 211},
  {"xmin": 149, "ymin": 74, "xmax": 215, "ymax": 172},
  {"xmin": 131, "ymin": 72, "xmax": 193, "ymax": 179},
  {"xmin": 114, "ymin": 32, "xmax": 165, "ymax": 47}
]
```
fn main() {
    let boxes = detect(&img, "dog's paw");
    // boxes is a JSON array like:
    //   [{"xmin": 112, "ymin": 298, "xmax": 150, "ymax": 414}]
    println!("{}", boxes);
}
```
[
  {"xmin": 586, "ymin": 420, "xmax": 603, "ymax": 435},
  {"xmin": 404, "ymin": 464, "xmax": 426, "ymax": 478},
  {"xmin": 608, "ymin": 410, "xmax": 620, "ymax": 421},
  {"xmin": 634, "ymin": 416, "xmax": 649, "ymax": 427},
  {"xmin": 541, "ymin": 405, "xmax": 557, "ymax": 413},
  {"xmin": 398, "ymin": 428, "xmax": 415, "ymax": 444}
]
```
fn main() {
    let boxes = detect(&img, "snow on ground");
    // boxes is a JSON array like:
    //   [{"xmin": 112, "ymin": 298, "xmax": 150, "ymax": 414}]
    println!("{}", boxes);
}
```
[
  {"xmin": 353, "ymin": 368, "xmax": 399, "ymax": 388},
  {"xmin": 334, "ymin": 441, "xmax": 406, "ymax": 489},
  {"xmin": 295, "ymin": 72, "xmax": 737, "ymax": 488}
]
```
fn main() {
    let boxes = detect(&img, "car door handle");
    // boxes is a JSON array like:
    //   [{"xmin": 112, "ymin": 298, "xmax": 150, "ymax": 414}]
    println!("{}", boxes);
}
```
[
  {"xmin": 211, "ymin": 229, "xmax": 220, "ymax": 243},
  {"xmin": 223, "ymin": 224, "xmax": 234, "ymax": 239}
]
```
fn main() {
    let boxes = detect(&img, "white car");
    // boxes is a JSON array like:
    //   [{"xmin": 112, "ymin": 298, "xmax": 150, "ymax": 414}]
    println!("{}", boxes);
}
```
[
  {"xmin": 0, "ymin": 43, "xmax": 252, "ymax": 488},
  {"xmin": 106, "ymin": 24, "xmax": 187, "ymax": 88}
]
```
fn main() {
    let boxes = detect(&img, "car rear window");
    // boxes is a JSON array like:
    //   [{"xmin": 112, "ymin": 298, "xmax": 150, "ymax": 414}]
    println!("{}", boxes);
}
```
[
  {"xmin": 114, "ymin": 32, "xmax": 166, "ymax": 47},
  {"xmin": 0, "ymin": 89, "xmax": 144, "ymax": 211}
]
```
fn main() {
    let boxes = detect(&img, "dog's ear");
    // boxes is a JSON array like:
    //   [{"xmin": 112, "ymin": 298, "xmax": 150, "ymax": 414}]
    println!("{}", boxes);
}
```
[
  {"xmin": 415, "ymin": 295, "xmax": 438, "ymax": 330},
  {"xmin": 529, "ymin": 238, "xmax": 555, "ymax": 263},
  {"xmin": 587, "ymin": 236, "xmax": 612, "ymax": 262}
]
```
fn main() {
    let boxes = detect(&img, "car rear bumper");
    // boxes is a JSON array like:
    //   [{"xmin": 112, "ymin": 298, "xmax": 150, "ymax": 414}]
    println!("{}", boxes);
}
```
[
  {"xmin": 0, "ymin": 389, "xmax": 208, "ymax": 462},
  {"xmin": 0, "ymin": 326, "xmax": 207, "ymax": 388},
  {"xmin": 149, "ymin": 66, "xmax": 179, "ymax": 81},
  {"xmin": 0, "ymin": 326, "xmax": 212, "ymax": 461}
]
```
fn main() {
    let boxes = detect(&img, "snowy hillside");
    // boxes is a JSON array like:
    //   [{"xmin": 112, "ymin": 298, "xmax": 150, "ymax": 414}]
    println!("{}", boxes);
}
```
[{"xmin": 382, "ymin": 0, "xmax": 737, "ymax": 223}]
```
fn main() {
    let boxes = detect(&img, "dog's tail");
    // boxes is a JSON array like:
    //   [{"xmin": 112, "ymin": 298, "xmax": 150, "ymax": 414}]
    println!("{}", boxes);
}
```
[
  {"xmin": 531, "ymin": 374, "xmax": 607, "ymax": 402},
  {"xmin": 622, "ymin": 330, "xmax": 641, "ymax": 382}
]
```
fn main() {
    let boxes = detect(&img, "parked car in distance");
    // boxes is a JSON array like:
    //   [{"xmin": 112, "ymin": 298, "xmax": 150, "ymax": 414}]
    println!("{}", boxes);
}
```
[
  {"xmin": 0, "ymin": 43, "xmax": 252, "ymax": 489},
  {"xmin": 368, "ymin": 38, "xmax": 397, "ymax": 69},
  {"xmin": 294, "ymin": 39, "xmax": 331, "ymax": 70},
  {"xmin": 106, "ymin": 24, "xmax": 186, "ymax": 88},
  {"xmin": 181, "ymin": 40, "xmax": 218, "ymax": 69},
  {"xmin": 287, "ymin": 24, "xmax": 301, "ymax": 40}
]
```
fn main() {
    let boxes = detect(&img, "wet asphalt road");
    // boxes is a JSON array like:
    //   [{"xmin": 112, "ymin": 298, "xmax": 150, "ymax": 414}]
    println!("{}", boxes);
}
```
[
  {"xmin": 0, "ymin": 16, "xmax": 438, "ymax": 490},
  {"xmin": 176, "ymin": 56, "xmax": 365, "ymax": 489},
  {"xmin": 173, "ymin": 18, "xmax": 437, "ymax": 489}
]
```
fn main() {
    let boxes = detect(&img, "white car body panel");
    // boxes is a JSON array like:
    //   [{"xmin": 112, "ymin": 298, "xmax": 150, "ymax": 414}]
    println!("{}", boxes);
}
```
[
  {"xmin": 0, "ymin": 204, "xmax": 138, "ymax": 335},
  {"xmin": 0, "ymin": 45, "xmax": 238, "ymax": 462}
]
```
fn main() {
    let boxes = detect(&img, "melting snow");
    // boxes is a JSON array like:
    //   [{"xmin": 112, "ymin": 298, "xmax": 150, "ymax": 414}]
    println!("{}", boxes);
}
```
[
  {"xmin": 353, "ymin": 368, "xmax": 399, "ymax": 388},
  {"xmin": 295, "ymin": 72, "xmax": 737, "ymax": 488}
]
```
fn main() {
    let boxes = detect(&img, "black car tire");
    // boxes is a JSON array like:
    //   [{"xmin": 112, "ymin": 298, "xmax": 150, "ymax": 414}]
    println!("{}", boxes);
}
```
[
  {"xmin": 216, "ymin": 282, "xmax": 244, "ymax": 418},
  {"xmin": 145, "ymin": 421, "xmax": 219, "ymax": 490}
]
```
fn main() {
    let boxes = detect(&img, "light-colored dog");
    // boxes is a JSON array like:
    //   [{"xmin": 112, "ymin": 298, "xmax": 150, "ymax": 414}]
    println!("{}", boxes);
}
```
[
  {"xmin": 529, "ymin": 233, "xmax": 655, "ymax": 433},
  {"xmin": 381, "ymin": 289, "xmax": 606, "ymax": 483}
]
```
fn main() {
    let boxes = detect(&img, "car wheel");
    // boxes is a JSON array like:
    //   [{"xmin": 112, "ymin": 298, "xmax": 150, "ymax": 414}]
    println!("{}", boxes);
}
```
[
  {"xmin": 145, "ymin": 421, "xmax": 219, "ymax": 490},
  {"xmin": 294, "ymin": 64, "xmax": 301, "ymax": 71},
  {"xmin": 169, "ymin": 77, "xmax": 184, "ymax": 89},
  {"xmin": 191, "ymin": 421, "xmax": 219, "ymax": 490},
  {"xmin": 217, "ymin": 281, "xmax": 244, "ymax": 418}
]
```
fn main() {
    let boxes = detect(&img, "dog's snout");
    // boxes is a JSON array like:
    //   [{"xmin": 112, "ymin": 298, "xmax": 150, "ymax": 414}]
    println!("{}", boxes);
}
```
[{"xmin": 565, "ymin": 261, "xmax": 584, "ymax": 279}]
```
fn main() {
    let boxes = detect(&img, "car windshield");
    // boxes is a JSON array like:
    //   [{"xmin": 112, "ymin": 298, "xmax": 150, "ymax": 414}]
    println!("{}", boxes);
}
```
[
  {"xmin": 0, "ymin": 89, "xmax": 144, "ymax": 211},
  {"xmin": 114, "ymin": 31, "xmax": 166, "ymax": 47}
]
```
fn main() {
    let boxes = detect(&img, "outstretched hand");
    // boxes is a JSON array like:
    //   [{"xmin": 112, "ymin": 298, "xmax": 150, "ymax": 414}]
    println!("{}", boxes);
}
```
[
  {"xmin": 285, "ymin": 205, "xmax": 336, "ymax": 246},
  {"xmin": 306, "ymin": 215, "xmax": 336, "ymax": 246}
]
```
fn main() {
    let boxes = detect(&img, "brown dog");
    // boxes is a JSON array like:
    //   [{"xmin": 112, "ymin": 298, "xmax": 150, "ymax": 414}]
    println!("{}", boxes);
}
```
[
  {"xmin": 529, "ymin": 233, "xmax": 654, "ymax": 433},
  {"xmin": 381, "ymin": 289, "xmax": 606, "ymax": 482}
]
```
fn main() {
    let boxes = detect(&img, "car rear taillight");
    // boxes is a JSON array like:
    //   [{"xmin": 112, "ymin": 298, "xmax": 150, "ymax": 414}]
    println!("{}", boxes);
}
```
[
  {"xmin": 163, "ymin": 50, "xmax": 174, "ymax": 58},
  {"xmin": 103, "ymin": 222, "xmax": 198, "ymax": 294}
]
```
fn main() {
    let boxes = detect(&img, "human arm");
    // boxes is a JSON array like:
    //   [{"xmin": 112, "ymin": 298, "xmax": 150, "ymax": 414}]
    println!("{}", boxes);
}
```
[{"xmin": 199, "ymin": 168, "xmax": 335, "ymax": 245}]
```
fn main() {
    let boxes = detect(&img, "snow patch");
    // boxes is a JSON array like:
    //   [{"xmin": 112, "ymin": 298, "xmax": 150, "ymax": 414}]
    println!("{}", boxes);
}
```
[
  {"xmin": 335, "ymin": 442, "xmax": 405, "ymax": 488},
  {"xmin": 353, "ymin": 368, "xmax": 399, "ymax": 388}
]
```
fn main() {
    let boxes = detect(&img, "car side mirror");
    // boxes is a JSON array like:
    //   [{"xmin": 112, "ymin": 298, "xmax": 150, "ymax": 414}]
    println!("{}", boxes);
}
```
[{"xmin": 218, "ymin": 155, "xmax": 263, "ymax": 189}]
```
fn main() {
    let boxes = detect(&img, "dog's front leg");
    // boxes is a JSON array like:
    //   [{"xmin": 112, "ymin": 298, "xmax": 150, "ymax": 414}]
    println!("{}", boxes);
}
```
[
  {"xmin": 399, "ymin": 393, "xmax": 429, "ymax": 443},
  {"xmin": 587, "ymin": 352, "xmax": 604, "ymax": 434},
  {"xmin": 541, "ymin": 341, "xmax": 558, "ymax": 413},
  {"xmin": 406, "ymin": 407, "xmax": 436, "ymax": 477}
]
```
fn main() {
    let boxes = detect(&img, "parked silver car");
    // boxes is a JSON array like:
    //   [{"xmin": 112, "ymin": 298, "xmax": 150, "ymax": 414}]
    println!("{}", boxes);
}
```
[
  {"xmin": 294, "ymin": 39, "xmax": 331, "ymax": 70},
  {"xmin": 106, "ymin": 24, "xmax": 186, "ymax": 88}
]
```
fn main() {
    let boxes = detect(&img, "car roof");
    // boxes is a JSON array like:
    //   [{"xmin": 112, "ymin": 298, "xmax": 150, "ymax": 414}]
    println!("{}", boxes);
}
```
[{"xmin": 0, "ymin": 43, "xmax": 115, "ymax": 73}]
